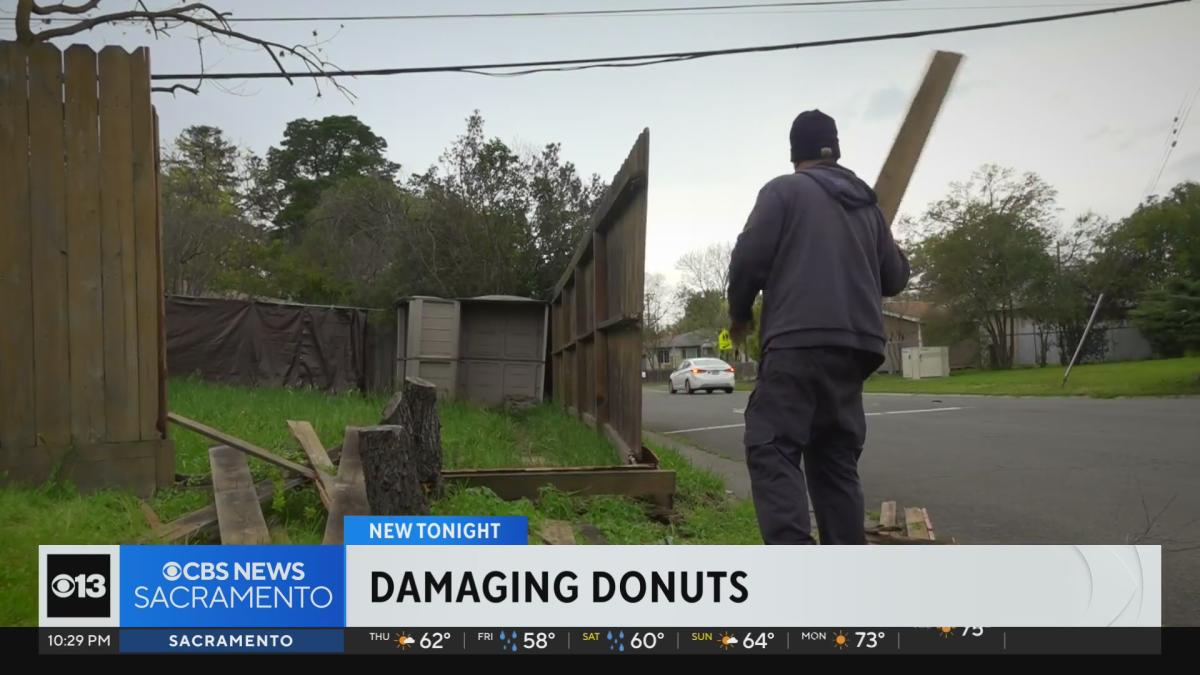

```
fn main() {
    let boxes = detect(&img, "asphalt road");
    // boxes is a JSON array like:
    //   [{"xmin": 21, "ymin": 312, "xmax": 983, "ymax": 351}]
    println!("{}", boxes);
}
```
[{"xmin": 644, "ymin": 385, "xmax": 1200, "ymax": 626}]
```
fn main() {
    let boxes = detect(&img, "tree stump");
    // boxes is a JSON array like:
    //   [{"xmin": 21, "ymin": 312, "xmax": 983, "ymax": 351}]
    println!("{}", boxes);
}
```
[
  {"xmin": 380, "ymin": 376, "xmax": 444, "ymax": 498},
  {"xmin": 356, "ymin": 425, "xmax": 429, "ymax": 516}
]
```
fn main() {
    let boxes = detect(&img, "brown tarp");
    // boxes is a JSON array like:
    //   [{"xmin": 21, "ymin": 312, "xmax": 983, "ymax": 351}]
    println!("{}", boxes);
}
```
[{"xmin": 166, "ymin": 296, "xmax": 369, "ymax": 392}]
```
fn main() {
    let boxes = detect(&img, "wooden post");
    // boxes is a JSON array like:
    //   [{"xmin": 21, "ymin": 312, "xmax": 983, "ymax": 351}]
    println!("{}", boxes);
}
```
[
  {"xmin": 874, "ymin": 50, "xmax": 963, "ymax": 227},
  {"xmin": 357, "ymin": 425, "xmax": 430, "ymax": 516},
  {"xmin": 593, "ymin": 230, "xmax": 610, "ymax": 427}
]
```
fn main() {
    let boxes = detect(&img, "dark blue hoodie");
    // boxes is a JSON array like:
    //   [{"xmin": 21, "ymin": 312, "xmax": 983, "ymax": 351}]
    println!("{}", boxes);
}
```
[{"xmin": 727, "ymin": 163, "xmax": 910, "ymax": 358}]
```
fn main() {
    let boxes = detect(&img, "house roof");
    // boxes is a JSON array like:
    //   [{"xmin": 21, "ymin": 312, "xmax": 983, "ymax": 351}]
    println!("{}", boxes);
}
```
[
  {"xmin": 666, "ymin": 330, "xmax": 716, "ymax": 348},
  {"xmin": 882, "ymin": 309, "xmax": 923, "ymax": 324},
  {"xmin": 883, "ymin": 299, "xmax": 937, "ymax": 322}
]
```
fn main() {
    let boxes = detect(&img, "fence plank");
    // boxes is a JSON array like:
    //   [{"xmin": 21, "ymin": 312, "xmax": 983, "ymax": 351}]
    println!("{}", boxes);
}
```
[
  {"xmin": 28, "ymin": 43, "xmax": 71, "ymax": 448},
  {"xmin": 152, "ymin": 109, "xmax": 172, "ymax": 485},
  {"xmin": 98, "ymin": 47, "xmax": 138, "ymax": 442},
  {"xmin": 209, "ymin": 445, "xmax": 271, "ymax": 545},
  {"xmin": 874, "ymin": 50, "xmax": 963, "ymax": 227},
  {"xmin": 64, "ymin": 45, "xmax": 106, "ymax": 444},
  {"xmin": 129, "ymin": 48, "xmax": 158, "ymax": 441},
  {"xmin": 0, "ymin": 43, "xmax": 36, "ymax": 452}
]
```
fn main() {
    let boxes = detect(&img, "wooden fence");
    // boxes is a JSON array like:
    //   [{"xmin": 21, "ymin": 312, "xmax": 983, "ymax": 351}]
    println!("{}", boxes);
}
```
[
  {"xmin": 549, "ymin": 130, "xmax": 649, "ymax": 464},
  {"xmin": 0, "ymin": 42, "xmax": 171, "ymax": 497}
]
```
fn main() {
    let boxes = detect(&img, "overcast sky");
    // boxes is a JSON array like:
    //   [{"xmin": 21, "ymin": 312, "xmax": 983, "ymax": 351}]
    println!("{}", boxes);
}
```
[{"xmin": 4, "ymin": 0, "xmax": 1198, "ymax": 285}]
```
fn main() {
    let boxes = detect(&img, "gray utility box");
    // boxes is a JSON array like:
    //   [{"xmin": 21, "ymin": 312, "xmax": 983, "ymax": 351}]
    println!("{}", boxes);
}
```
[
  {"xmin": 396, "ymin": 295, "xmax": 548, "ymax": 406},
  {"xmin": 902, "ymin": 346, "xmax": 951, "ymax": 379}
]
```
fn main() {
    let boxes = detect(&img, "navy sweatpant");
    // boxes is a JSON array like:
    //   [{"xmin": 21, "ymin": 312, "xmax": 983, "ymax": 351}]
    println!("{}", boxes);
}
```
[{"xmin": 743, "ymin": 347, "xmax": 876, "ymax": 545}]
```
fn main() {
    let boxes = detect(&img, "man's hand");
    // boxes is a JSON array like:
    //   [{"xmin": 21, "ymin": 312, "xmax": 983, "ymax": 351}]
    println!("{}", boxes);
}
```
[{"xmin": 730, "ymin": 319, "xmax": 753, "ymax": 347}]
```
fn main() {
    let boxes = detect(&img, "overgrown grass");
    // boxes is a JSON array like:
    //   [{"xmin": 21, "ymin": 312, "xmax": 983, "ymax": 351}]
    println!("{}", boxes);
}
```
[
  {"xmin": 0, "ymin": 379, "xmax": 762, "ymax": 626},
  {"xmin": 734, "ymin": 357, "xmax": 1200, "ymax": 398},
  {"xmin": 439, "ymin": 400, "xmax": 618, "ymax": 469},
  {"xmin": 0, "ymin": 483, "xmax": 147, "ymax": 627}
]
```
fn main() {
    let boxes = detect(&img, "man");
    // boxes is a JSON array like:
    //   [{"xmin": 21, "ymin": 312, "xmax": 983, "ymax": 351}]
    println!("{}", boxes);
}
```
[{"xmin": 727, "ymin": 110, "xmax": 910, "ymax": 545}]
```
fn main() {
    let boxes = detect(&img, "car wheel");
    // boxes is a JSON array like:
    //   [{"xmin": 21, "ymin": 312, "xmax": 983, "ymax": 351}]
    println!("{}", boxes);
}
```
[
  {"xmin": 685, "ymin": 380, "xmax": 693, "ymax": 395},
  {"xmin": 668, "ymin": 380, "xmax": 675, "ymax": 394},
  {"xmin": 726, "ymin": 388, "xmax": 734, "ymax": 394}
]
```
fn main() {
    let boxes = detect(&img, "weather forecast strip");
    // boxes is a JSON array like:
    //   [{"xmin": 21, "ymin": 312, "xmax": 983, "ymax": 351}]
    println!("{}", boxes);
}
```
[{"xmin": 34, "ymin": 627, "xmax": 1161, "ymax": 655}]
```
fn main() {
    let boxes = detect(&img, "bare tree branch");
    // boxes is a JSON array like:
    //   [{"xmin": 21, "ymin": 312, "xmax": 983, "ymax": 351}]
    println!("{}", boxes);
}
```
[
  {"xmin": 150, "ymin": 32, "xmax": 205, "ymax": 96},
  {"xmin": 152, "ymin": 82, "xmax": 201, "ymax": 95},
  {"xmin": 16, "ymin": 0, "xmax": 34, "ymax": 43},
  {"xmin": 33, "ymin": 4, "xmax": 232, "ymax": 42},
  {"xmin": 27, "ymin": 1, "xmax": 353, "ymax": 100},
  {"xmin": 32, "ymin": 0, "xmax": 102, "ymax": 15}
]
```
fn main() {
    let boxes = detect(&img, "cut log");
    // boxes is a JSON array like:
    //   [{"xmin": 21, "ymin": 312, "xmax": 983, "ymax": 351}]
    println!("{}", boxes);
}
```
[
  {"xmin": 380, "ymin": 376, "xmax": 444, "ymax": 496},
  {"xmin": 209, "ymin": 445, "xmax": 271, "ymax": 545},
  {"xmin": 323, "ymin": 427, "xmax": 372, "ymax": 544},
  {"xmin": 357, "ymin": 425, "xmax": 430, "ymax": 516},
  {"xmin": 168, "ymin": 412, "xmax": 316, "ymax": 479}
]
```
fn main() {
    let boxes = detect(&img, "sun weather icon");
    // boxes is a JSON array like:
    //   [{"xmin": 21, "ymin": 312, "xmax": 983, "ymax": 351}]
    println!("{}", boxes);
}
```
[
  {"xmin": 607, "ymin": 630, "xmax": 625, "ymax": 652},
  {"xmin": 393, "ymin": 632, "xmax": 415, "ymax": 650},
  {"xmin": 937, "ymin": 627, "xmax": 956, "ymax": 639},
  {"xmin": 833, "ymin": 630, "xmax": 848, "ymax": 650},
  {"xmin": 716, "ymin": 632, "xmax": 739, "ymax": 650},
  {"xmin": 499, "ymin": 630, "xmax": 518, "ymax": 653}
]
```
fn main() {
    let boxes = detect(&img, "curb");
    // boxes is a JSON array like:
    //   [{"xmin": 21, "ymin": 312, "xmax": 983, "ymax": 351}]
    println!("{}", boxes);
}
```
[{"xmin": 643, "ymin": 429, "xmax": 752, "ymax": 500}]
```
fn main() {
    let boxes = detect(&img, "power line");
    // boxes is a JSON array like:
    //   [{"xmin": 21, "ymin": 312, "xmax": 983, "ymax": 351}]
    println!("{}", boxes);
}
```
[
  {"xmin": 3, "ymin": 1, "xmax": 903, "ymax": 23},
  {"xmin": 151, "ymin": 0, "xmax": 1190, "ymax": 81},
  {"xmin": 1145, "ymin": 81, "xmax": 1200, "ymax": 197},
  {"xmin": 3, "ymin": 1, "xmax": 1143, "ymax": 22}
]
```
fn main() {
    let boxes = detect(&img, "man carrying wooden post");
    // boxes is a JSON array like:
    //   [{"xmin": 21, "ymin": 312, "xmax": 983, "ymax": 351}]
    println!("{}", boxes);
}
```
[{"xmin": 727, "ymin": 110, "xmax": 911, "ymax": 545}]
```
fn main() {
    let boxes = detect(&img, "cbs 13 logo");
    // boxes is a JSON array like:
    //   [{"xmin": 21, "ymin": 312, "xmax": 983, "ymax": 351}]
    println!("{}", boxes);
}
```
[{"xmin": 46, "ymin": 554, "xmax": 110, "ymax": 618}]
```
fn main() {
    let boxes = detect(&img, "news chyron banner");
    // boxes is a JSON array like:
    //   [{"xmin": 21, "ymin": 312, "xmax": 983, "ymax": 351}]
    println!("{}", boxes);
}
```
[{"xmin": 39, "ymin": 516, "xmax": 1162, "ymax": 655}]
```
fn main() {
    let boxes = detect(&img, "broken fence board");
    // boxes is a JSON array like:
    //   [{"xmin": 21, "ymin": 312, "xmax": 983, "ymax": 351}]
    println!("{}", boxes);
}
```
[
  {"xmin": 147, "ymin": 476, "xmax": 308, "ymax": 543},
  {"xmin": 287, "ymin": 419, "xmax": 335, "ymax": 508},
  {"xmin": 880, "ymin": 501, "xmax": 898, "ymax": 528},
  {"xmin": 209, "ymin": 445, "xmax": 271, "ymax": 545},
  {"xmin": 904, "ymin": 506, "xmax": 932, "ymax": 540},
  {"xmin": 444, "ymin": 467, "xmax": 675, "ymax": 510},
  {"xmin": 168, "ymin": 412, "xmax": 315, "ymax": 479}
]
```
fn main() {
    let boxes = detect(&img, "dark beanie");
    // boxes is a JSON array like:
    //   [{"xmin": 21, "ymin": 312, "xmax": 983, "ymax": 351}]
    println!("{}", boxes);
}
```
[{"xmin": 790, "ymin": 110, "xmax": 840, "ymax": 163}]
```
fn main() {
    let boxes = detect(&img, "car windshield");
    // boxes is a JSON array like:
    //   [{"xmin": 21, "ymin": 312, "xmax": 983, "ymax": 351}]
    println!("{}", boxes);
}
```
[{"xmin": 693, "ymin": 359, "xmax": 729, "ymax": 368}]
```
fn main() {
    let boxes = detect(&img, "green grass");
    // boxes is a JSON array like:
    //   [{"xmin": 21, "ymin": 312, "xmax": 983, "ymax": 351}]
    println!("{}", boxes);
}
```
[
  {"xmin": 863, "ymin": 357, "xmax": 1200, "ymax": 398},
  {"xmin": 732, "ymin": 357, "xmax": 1200, "ymax": 398},
  {"xmin": 430, "ymin": 443, "xmax": 761, "ymax": 546},
  {"xmin": 0, "ymin": 378, "xmax": 761, "ymax": 626}
]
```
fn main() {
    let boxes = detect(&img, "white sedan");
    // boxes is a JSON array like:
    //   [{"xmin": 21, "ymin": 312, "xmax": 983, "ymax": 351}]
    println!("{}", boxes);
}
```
[{"xmin": 668, "ymin": 358, "xmax": 736, "ymax": 395}]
